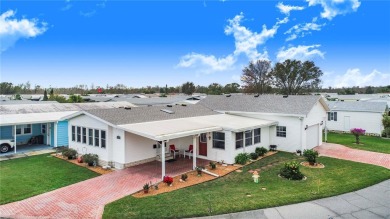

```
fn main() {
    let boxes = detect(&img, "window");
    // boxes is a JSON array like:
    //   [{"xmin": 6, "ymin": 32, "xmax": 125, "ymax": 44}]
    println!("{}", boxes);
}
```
[
  {"xmin": 88, "ymin": 128, "xmax": 93, "ymax": 146},
  {"xmin": 212, "ymin": 132, "xmax": 225, "ymax": 149},
  {"xmin": 82, "ymin": 127, "xmax": 87, "ymax": 144},
  {"xmin": 327, "ymin": 112, "xmax": 337, "ymax": 121},
  {"xmin": 235, "ymin": 132, "xmax": 243, "ymax": 149},
  {"xmin": 276, "ymin": 126, "xmax": 286, "ymax": 137},
  {"xmin": 245, "ymin": 130, "xmax": 252, "ymax": 146},
  {"xmin": 76, "ymin": 126, "xmax": 81, "ymax": 142},
  {"xmin": 94, "ymin": 129, "xmax": 100, "ymax": 147},
  {"xmin": 15, "ymin": 124, "xmax": 32, "ymax": 135},
  {"xmin": 254, "ymin": 128, "xmax": 261, "ymax": 144},
  {"xmin": 41, "ymin": 124, "xmax": 46, "ymax": 134},
  {"xmin": 200, "ymin": 133, "xmax": 207, "ymax": 143},
  {"xmin": 72, "ymin": 126, "xmax": 75, "ymax": 141},
  {"xmin": 101, "ymin": 130, "xmax": 106, "ymax": 148}
]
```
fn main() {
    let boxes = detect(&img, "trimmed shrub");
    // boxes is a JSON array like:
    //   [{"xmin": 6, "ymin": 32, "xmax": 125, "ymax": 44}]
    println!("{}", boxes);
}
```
[
  {"xmin": 82, "ymin": 153, "xmax": 99, "ymax": 165},
  {"xmin": 209, "ymin": 162, "xmax": 216, "ymax": 170},
  {"xmin": 303, "ymin": 149, "xmax": 319, "ymax": 164},
  {"xmin": 235, "ymin": 153, "xmax": 249, "ymax": 165},
  {"xmin": 249, "ymin": 152, "xmax": 259, "ymax": 160},
  {"xmin": 62, "ymin": 148, "xmax": 77, "ymax": 159},
  {"xmin": 279, "ymin": 161, "xmax": 304, "ymax": 180},
  {"xmin": 181, "ymin": 173, "xmax": 188, "ymax": 181},
  {"xmin": 351, "ymin": 128, "xmax": 366, "ymax": 144},
  {"xmin": 255, "ymin": 147, "xmax": 268, "ymax": 156}
]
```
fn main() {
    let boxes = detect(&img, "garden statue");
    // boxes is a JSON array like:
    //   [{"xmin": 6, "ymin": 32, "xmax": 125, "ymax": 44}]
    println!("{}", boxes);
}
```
[{"xmin": 252, "ymin": 171, "xmax": 260, "ymax": 183}]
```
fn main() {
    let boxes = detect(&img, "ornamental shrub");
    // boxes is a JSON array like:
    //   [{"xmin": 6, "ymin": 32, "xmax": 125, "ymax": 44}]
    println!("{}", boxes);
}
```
[
  {"xmin": 62, "ymin": 148, "xmax": 77, "ymax": 159},
  {"xmin": 303, "ymin": 149, "xmax": 319, "ymax": 164},
  {"xmin": 82, "ymin": 153, "xmax": 99, "ymax": 164},
  {"xmin": 249, "ymin": 152, "xmax": 259, "ymax": 160},
  {"xmin": 235, "ymin": 153, "xmax": 249, "ymax": 165},
  {"xmin": 163, "ymin": 176, "xmax": 173, "ymax": 185},
  {"xmin": 255, "ymin": 147, "xmax": 268, "ymax": 156},
  {"xmin": 351, "ymin": 128, "xmax": 366, "ymax": 144},
  {"xmin": 279, "ymin": 161, "xmax": 304, "ymax": 180}
]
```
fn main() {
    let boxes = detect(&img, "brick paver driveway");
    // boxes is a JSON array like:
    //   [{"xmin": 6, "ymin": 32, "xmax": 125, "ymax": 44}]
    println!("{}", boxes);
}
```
[
  {"xmin": 315, "ymin": 143, "xmax": 390, "ymax": 169},
  {"xmin": 0, "ymin": 157, "xmax": 209, "ymax": 219}
]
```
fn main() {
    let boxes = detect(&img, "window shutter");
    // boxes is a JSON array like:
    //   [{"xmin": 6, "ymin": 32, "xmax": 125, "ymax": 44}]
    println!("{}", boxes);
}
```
[
  {"xmin": 334, "ymin": 112, "xmax": 337, "ymax": 121},
  {"xmin": 328, "ymin": 112, "xmax": 331, "ymax": 121}
]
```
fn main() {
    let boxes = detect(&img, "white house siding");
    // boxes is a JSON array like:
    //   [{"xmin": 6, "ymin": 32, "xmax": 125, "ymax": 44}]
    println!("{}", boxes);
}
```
[
  {"xmin": 327, "ymin": 111, "xmax": 383, "ymax": 135},
  {"xmin": 303, "ymin": 101, "xmax": 327, "ymax": 149},
  {"xmin": 68, "ymin": 115, "xmax": 111, "ymax": 165}
]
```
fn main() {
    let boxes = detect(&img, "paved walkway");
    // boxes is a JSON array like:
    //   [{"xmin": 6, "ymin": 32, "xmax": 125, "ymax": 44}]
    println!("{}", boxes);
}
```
[
  {"xmin": 195, "ymin": 179, "xmax": 390, "ymax": 219},
  {"xmin": 0, "ymin": 157, "xmax": 209, "ymax": 219},
  {"xmin": 314, "ymin": 143, "xmax": 390, "ymax": 169}
]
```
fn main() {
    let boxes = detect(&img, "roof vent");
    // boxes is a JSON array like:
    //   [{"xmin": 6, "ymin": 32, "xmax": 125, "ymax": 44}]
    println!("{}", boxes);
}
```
[
  {"xmin": 226, "ymin": 94, "xmax": 231, "ymax": 97},
  {"xmin": 161, "ymin": 109, "xmax": 174, "ymax": 114},
  {"xmin": 147, "ymin": 105, "xmax": 152, "ymax": 107},
  {"xmin": 283, "ymin": 95, "xmax": 288, "ymax": 98},
  {"xmin": 254, "ymin": 94, "xmax": 259, "ymax": 97},
  {"xmin": 167, "ymin": 104, "xmax": 173, "ymax": 107},
  {"xmin": 181, "ymin": 104, "xmax": 187, "ymax": 107},
  {"xmin": 124, "ymin": 107, "xmax": 131, "ymax": 110}
]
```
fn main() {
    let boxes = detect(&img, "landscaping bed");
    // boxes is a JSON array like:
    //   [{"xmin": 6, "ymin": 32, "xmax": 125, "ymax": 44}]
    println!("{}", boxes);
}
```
[
  {"xmin": 52, "ymin": 154, "xmax": 113, "ymax": 174},
  {"xmin": 103, "ymin": 152, "xmax": 390, "ymax": 219}
]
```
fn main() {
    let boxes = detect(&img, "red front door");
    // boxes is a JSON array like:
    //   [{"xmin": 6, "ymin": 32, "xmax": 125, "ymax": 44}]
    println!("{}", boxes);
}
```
[{"xmin": 199, "ymin": 133, "xmax": 207, "ymax": 156}]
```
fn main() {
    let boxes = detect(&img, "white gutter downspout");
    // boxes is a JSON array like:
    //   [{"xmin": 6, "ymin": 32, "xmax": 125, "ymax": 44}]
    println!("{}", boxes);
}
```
[
  {"xmin": 300, "ymin": 117, "xmax": 304, "ymax": 152},
  {"xmin": 14, "ymin": 125, "xmax": 17, "ymax": 154}
]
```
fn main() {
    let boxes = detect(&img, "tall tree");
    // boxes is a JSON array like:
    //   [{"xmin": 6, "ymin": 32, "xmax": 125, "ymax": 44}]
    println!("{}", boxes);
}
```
[
  {"xmin": 223, "ymin": 83, "xmax": 241, "ymax": 93},
  {"xmin": 43, "ymin": 89, "xmax": 48, "ymax": 101},
  {"xmin": 241, "ymin": 60, "xmax": 272, "ymax": 94},
  {"xmin": 365, "ymin": 86, "xmax": 375, "ymax": 94},
  {"xmin": 271, "ymin": 59, "xmax": 323, "ymax": 95},
  {"xmin": 182, "ymin": 82, "xmax": 196, "ymax": 95},
  {"xmin": 207, "ymin": 83, "xmax": 223, "ymax": 95}
]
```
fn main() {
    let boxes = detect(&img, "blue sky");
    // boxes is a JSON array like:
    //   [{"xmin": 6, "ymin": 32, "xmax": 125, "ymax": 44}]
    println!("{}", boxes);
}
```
[{"xmin": 1, "ymin": 0, "xmax": 389, "ymax": 89}]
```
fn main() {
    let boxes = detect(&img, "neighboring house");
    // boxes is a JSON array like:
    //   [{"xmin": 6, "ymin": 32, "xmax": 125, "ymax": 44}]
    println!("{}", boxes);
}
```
[
  {"xmin": 326, "ymin": 101, "xmax": 388, "ymax": 135},
  {"xmin": 65, "ymin": 95, "xmax": 328, "ymax": 178},
  {"xmin": 0, "ymin": 102, "xmax": 136, "ymax": 153}
]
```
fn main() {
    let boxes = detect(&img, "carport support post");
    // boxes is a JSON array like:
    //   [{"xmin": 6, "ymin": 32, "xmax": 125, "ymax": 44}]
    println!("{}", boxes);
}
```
[
  {"xmin": 161, "ymin": 141, "xmax": 166, "ymax": 180},
  {"xmin": 14, "ymin": 125, "xmax": 17, "ymax": 153},
  {"xmin": 193, "ymin": 135, "xmax": 197, "ymax": 169}
]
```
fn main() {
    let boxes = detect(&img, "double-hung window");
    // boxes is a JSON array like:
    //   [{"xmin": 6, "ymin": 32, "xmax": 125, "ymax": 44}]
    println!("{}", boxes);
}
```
[
  {"xmin": 327, "ymin": 112, "xmax": 337, "ymax": 121},
  {"xmin": 76, "ymin": 126, "xmax": 81, "ymax": 142},
  {"xmin": 235, "ymin": 132, "xmax": 243, "ymax": 149},
  {"xmin": 212, "ymin": 132, "xmax": 225, "ymax": 149},
  {"xmin": 245, "ymin": 130, "xmax": 252, "ymax": 146},
  {"xmin": 94, "ymin": 129, "xmax": 100, "ymax": 147},
  {"xmin": 41, "ymin": 124, "xmax": 46, "ymax": 134},
  {"xmin": 82, "ymin": 127, "xmax": 87, "ymax": 144},
  {"xmin": 276, "ymin": 126, "xmax": 286, "ymax": 137},
  {"xmin": 101, "ymin": 130, "xmax": 106, "ymax": 148},
  {"xmin": 88, "ymin": 128, "xmax": 93, "ymax": 146},
  {"xmin": 15, "ymin": 124, "xmax": 32, "ymax": 135},
  {"xmin": 254, "ymin": 128, "xmax": 261, "ymax": 144},
  {"xmin": 71, "ymin": 126, "xmax": 75, "ymax": 141}
]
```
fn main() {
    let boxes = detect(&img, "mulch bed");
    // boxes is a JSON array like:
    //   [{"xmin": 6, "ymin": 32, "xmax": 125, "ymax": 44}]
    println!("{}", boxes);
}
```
[
  {"xmin": 133, "ymin": 151, "xmax": 278, "ymax": 198},
  {"xmin": 300, "ymin": 161, "xmax": 325, "ymax": 168},
  {"xmin": 51, "ymin": 154, "xmax": 114, "ymax": 174}
]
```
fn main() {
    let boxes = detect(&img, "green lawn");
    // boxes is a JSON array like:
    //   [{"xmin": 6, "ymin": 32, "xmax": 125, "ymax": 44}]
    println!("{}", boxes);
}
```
[
  {"xmin": 326, "ymin": 132, "xmax": 390, "ymax": 154},
  {"xmin": 0, "ymin": 154, "xmax": 99, "ymax": 204},
  {"xmin": 103, "ymin": 152, "xmax": 390, "ymax": 219}
]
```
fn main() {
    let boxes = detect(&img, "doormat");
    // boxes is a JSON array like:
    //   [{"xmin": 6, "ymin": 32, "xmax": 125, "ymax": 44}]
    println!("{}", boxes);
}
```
[{"xmin": 166, "ymin": 159, "xmax": 177, "ymax": 163}]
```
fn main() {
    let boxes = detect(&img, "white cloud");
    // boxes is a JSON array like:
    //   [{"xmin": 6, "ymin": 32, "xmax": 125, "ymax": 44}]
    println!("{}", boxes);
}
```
[
  {"xmin": 277, "ymin": 44, "xmax": 325, "ymax": 61},
  {"xmin": 61, "ymin": 4, "xmax": 73, "ymax": 11},
  {"xmin": 285, "ymin": 17, "xmax": 325, "ymax": 41},
  {"xmin": 0, "ymin": 10, "xmax": 48, "ymax": 53},
  {"xmin": 80, "ymin": 10, "xmax": 96, "ymax": 17},
  {"xmin": 323, "ymin": 69, "xmax": 390, "ymax": 88},
  {"xmin": 178, "ymin": 13, "xmax": 282, "ymax": 73},
  {"xmin": 277, "ymin": 2, "xmax": 305, "ymax": 15},
  {"xmin": 306, "ymin": 0, "xmax": 361, "ymax": 20},
  {"xmin": 177, "ymin": 53, "xmax": 236, "ymax": 73}
]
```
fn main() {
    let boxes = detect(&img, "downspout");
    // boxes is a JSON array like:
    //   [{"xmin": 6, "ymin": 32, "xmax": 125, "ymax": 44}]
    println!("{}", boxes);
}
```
[
  {"xmin": 14, "ymin": 125, "xmax": 17, "ymax": 154},
  {"xmin": 300, "ymin": 117, "xmax": 304, "ymax": 152}
]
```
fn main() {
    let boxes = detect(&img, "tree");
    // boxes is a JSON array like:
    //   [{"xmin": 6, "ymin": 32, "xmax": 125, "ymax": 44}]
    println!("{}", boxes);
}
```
[
  {"xmin": 43, "ymin": 89, "xmax": 48, "ymax": 101},
  {"xmin": 365, "ymin": 86, "xmax": 375, "ymax": 94},
  {"xmin": 182, "ymin": 82, "xmax": 196, "ymax": 95},
  {"xmin": 271, "ymin": 59, "xmax": 323, "ymax": 95},
  {"xmin": 241, "ymin": 60, "xmax": 272, "ymax": 94},
  {"xmin": 223, "ymin": 83, "xmax": 241, "ymax": 94},
  {"xmin": 382, "ymin": 113, "xmax": 390, "ymax": 137},
  {"xmin": 68, "ymin": 94, "xmax": 83, "ymax": 103},
  {"xmin": 207, "ymin": 83, "xmax": 223, "ymax": 95}
]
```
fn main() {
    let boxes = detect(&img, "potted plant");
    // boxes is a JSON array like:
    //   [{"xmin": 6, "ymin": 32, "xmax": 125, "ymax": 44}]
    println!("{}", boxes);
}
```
[
  {"xmin": 163, "ymin": 176, "xmax": 173, "ymax": 186},
  {"xmin": 196, "ymin": 166, "xmax": 203, "ymax": 175},
  {"xmin": 143, "ymin": 183, "xmax": 150, "ymax": 193},
  {"xmin": 209, "ymin": 162, "xmax": 216, "ymax": 170},
  {"xmin": 82, "ymin": 153, "xmax": 99, "ymax": 166},
  {"xmin": 303, "ymin": 149, "xmax": 319, "ymax": 165},
  {"xmin": 181, "ymin": 173, "xmax": 188, "ymax": 181},
  {"xmin": 62, "ymin": 148, "xmax": 77, "ymax": 160}
]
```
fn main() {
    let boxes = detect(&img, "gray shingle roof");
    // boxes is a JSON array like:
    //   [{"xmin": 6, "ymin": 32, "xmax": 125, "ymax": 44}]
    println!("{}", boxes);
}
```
[
  {"xmin": 86, "ymin": 104, "xmax": 220, "ymax": 125},
  {"xmin": 199, "ymin": 95, "xmax": 323, "ymax": 115},
  {"xmin": 327, "ymin": 101, "xmax": 387, "ymax": 113},
  {"xmin": 0, "ymin": 101, "xmax": 135, "ymax": 114}
]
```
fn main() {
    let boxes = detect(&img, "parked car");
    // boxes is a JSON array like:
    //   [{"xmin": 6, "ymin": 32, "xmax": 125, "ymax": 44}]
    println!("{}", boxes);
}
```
[{"xmin": 0, "ymin": 139, "xmax": 15, "ymax": 153}]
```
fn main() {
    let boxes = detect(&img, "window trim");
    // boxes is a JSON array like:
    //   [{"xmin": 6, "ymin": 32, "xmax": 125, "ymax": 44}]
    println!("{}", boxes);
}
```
[
  {"xmin": 254, "ymin": 128, "xmax": 261, "ymax": 144},
  {"xmin": 71, "ymin": 126, "xmax": 75, "ymax": 142},
  {"xmin": 94, "ymin": 129, "xmax": 100, "ymax": 147},
  {"xmin": 212, "ymin": 132, "xmax": 225, "ymax": 150},
  {"xmin": 41, "ymin": 124, "xmax": 46, "ymax": 134},
  {"xmin": 276, "ymin": 126, "xmax": 287, "ymax": 138},
  {"xmin": 76, "ymin": 126, "xmax": 81, "ymax": 142},
  {"xmin": 235, "ymin": 132, "xmax": 243, "ymax": 149},
  {"xmin": 15, "ymin": 124, "xmax": 32, "ymax": 136},
  {"xmin": 82, "ymin": 127, "xmax": 87, "ymax": 144},
  {"xmin": 245, "ymin": 130, "xmax": 252, "ymax": 146},
  {"xmin": 328, "ymin": 112, "xmax": 337, "ymax": 121},
  {"xmin": 101, "ymin": 130, "xmax": 106, "ymax": 148},
  {"xmin": 88, "ymin": 128, "xmax": 93, "ymax": 146}
]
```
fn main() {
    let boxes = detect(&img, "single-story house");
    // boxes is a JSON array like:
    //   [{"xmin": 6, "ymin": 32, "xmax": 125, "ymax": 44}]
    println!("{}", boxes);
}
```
[
  {"xmin": 326, "ymin": 101, "xmax": 388, "ymax": 135},
  {"xmin": 65, "ymin": 95, "xmax": 328, "ymax": 178},
  {"xmin": 0, "ymin": 101, "xmax": 136, "ymax": 153}
]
